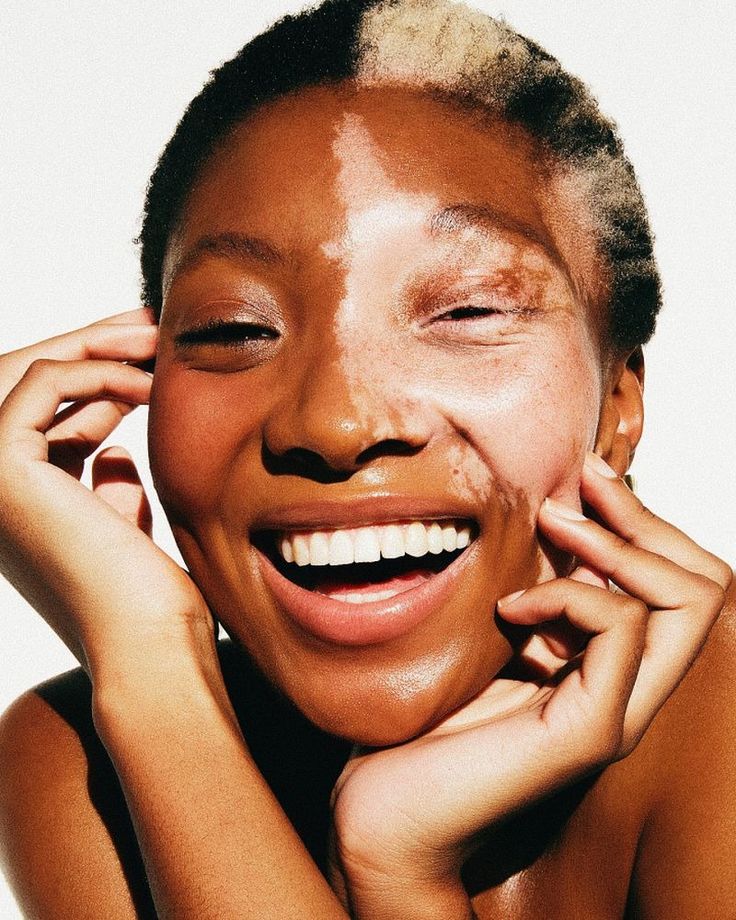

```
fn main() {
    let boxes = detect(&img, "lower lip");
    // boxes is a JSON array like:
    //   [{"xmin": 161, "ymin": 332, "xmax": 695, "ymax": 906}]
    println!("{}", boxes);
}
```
[{"xmin": 256, "ymin": 543, "xmax": 478, "ymax": 646}]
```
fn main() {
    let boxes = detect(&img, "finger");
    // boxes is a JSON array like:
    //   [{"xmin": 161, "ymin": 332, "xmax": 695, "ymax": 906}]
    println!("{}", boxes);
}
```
[
  {"xmin": 625, "ymin": 589, "xmax": 725, "ymax": 747},
  {"xmin": 582, "ymin": 452, "xmax": 732, "ymax": 590},
  {"xmin": 538, "ymin": 498, "xmax": 719, "ymax": 614},
  {"xmin": 0, "ymin": 323, "xmax": 158, "ymax": 403},
  {"xmin": 530, "ymin": 619, "xmax": 589, "ymax": 661},
  {"xmin": 500, "ymin": 566, "xmax": 607, "ymax": 673},
  {"xmin": 93, "ymin": 447, "xmax": 153, "ymax": 537},
  {"xmin": 405, "ymin": 582, "xmax": 649, "ymax": 843},
  {"xmin": 538, "ymin": 497, "xmax": 724, "ymax": 702},
  {"xmin": 569, "ymin": 562, "xmax": 609, "ymax": 589},
  {"xmin": 523, "ymin": 563, "xmax": 608, "ymax": 660},
  {"xmin": 537, "ymin": 484, "xmax": 727, "ymax": 747},
  {"xmin": 93, "ymin": 306, "xmax": 157, "ymax": 325},
  {"xmin": 46, "ymin": 399, "xmax": 139, "ymax": 478},
  {"xmin": 497, "ymin": 580, "xmax": 647, "ymax": 721},
  {"xmin": 0, "ymin": 359, "xmax": 152, "ymax": 462}
]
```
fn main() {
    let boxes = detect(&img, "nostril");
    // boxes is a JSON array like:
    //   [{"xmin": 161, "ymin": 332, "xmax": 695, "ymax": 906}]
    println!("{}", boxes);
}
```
[
  {"xmin": 261, "ymin": 443, "xmax": 355, "ymax": 483},
  {"xmin": 356, "ymin": 439, "xmax": 423, "ymax": 465}
]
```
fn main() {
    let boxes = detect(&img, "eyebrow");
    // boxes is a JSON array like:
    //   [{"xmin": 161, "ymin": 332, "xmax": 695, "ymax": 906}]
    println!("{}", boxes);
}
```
[
  {"xmin": 169, "ymin": 231, "xmax": 285, "ymax": 283},
  {"xmin": 429, "ymin": 203, "xmax": 556, "ymax": 258}
]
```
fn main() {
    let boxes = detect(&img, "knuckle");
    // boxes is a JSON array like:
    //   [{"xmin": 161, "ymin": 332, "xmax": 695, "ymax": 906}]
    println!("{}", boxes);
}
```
[
  {"xmin": 696, "ymin": 576, "xmax": 726, "ymax": 614},
  {"xmin": 25, "ymin": 357, "xmax": 58, "ymax": 379},
  {"xmin": 623, "ymin": 500, "xmax": 658, "ymax": 540},
  {"xmin": 711, "ymin": 559, "xmax": 733, "ymax": 592},
  {"xmin": 634, "ymin": 502, "xmax": 657, "ymax": 528},
  {"xmin": 607, "ymin": 535, "xmax": 635, "ymax": 578},
  {"xmin": 617, "ymin": 595, "xmax": 648, "ymax": 623},
  {"xmin": 610, "ymin": 532, "xmax": 630, "ymax": 555}
]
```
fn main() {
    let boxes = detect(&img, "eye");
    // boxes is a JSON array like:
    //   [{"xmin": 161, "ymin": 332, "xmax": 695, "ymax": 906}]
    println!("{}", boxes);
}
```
[
  {"xmin": 172, "ymin": 317, "xmax": 282, "ymax": 372},
  {"xmin": 419, "ymin": 297, "xmax": 536, "ymax": 347},
  {"xmin": 175, "ymin": 319, "xmax": 280, "ymax": 347},
  {"xmin": 434, "ymin": 305, "xmax": 504, "ymax": 322}
]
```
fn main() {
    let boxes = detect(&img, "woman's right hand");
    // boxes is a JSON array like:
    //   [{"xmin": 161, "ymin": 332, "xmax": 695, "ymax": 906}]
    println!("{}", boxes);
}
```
[{"xmin": 0, "ymin": 308, "xmax": 215, "ymax": 687}]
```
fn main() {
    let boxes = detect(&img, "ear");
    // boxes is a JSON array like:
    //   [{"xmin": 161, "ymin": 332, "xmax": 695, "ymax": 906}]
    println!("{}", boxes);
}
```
[{"xmin": 594, "ymin": 347, "xmax": 645, "ymax": 476}]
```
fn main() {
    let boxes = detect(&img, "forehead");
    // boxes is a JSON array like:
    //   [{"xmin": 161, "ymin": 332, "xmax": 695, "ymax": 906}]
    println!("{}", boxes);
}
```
[{"xmin": 164, "ymin": 83, "xmax": 603, "ymax": 314}]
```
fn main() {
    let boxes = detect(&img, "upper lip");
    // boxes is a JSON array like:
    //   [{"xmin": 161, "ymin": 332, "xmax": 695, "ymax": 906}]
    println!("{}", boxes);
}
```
[{"xmin": 250, "ymin": 493, "xmax": 479, "ymax": 533}]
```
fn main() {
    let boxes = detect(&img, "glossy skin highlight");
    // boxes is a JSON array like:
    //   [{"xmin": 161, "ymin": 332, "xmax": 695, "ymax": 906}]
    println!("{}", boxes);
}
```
[{"xmin": 150, "ymin": 85, "xmax": 610, "ymax": 744}]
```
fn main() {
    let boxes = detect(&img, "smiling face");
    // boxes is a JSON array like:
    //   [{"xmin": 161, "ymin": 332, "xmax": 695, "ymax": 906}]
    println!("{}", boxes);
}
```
[{"xmin": 149, "ymin": 84, "xmax": 617, "ymax": 744}]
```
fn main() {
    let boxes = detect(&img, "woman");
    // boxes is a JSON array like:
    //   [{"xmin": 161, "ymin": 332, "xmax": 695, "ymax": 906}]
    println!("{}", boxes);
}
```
[{"xmin": 0, "ymin": 1, "xmax": 733, "ymax": 917}]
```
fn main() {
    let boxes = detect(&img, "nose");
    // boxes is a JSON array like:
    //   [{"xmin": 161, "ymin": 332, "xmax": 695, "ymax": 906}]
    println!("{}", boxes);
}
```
[{"xmin": 262, "ymin": 351, "xmax": 435, "ymax": 480}]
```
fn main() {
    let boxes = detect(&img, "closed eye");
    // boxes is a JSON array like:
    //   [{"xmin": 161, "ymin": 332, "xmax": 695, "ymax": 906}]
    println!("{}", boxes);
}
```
[
  {"xmin": 175, "ymin": 319, "xmax": 280, "ymax": 347},
  {"xmin": 435, "ymin": 305, "xmax": 503, "ymax": 321},
  {"xmin": 432, "ymin": 304, "xmax": 535, "ymax": 323}
]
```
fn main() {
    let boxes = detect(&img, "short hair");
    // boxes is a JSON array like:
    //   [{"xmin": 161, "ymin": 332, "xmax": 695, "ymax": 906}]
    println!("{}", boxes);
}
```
[{"xmin": 139, "ymin": 0, "xmax": 661, "ymax": 354}]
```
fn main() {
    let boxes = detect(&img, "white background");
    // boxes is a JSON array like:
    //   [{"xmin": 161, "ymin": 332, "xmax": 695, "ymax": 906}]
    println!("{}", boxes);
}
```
[{"xmin": 1, "ymin": 1, "xmax": 734, "ymax": 915}]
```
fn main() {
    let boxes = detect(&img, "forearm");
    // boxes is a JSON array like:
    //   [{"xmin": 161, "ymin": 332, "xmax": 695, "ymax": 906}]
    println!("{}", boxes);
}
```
[{"xmin": 93, "ymin": 652, "xmax": 347, "ymax": 920}]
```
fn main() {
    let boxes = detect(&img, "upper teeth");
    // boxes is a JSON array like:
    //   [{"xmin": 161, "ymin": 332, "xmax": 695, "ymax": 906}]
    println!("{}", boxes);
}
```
[{"xmin": 278, "ymin": 520, "xmax": 472, "ymax": 567}]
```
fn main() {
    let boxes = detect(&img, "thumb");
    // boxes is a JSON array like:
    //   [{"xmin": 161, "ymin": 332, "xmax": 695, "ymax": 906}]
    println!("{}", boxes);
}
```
[{"xmin": 92, "ymin": 446, "xmax": 153, "ymax": 537}]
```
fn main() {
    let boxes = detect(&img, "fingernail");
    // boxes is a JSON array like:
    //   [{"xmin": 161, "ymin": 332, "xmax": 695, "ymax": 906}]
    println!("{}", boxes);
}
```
[
  {"xmin": 584, "ymin": 452, "xmax": 618, "ymax": 479},
  {"xmin": 497, "ymin": 589, "xmax": 525, "ymax": 607},
  {"xmin": 543, "ymin": 498, "xmax": 587, "ymax": 522}
]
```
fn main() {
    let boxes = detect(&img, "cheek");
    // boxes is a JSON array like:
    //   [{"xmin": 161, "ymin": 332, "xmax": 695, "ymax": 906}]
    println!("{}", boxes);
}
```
[
  {"xmin": 148, "ymin": 368, "xmax": 255, "ymax": 516},
  {"xmin": 408, "ymin": 345, "xmax": 601, "ymax": 510}
]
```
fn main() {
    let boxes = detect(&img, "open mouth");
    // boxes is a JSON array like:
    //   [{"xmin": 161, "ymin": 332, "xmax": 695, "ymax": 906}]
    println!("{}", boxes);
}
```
[{"xmin": 255, "ymin": 519, "xmax": 476, "ymax": 604}]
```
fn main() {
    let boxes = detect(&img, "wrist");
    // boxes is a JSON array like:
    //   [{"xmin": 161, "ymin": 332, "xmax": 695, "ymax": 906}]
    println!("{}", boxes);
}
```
[
  {"xmin": 90, "ymin": 632, "xmax": 238, "ymax": 751},
  {"xmin": 334, "ymin": 821, "xmax": 469, "ymax": 920},
  {"xmin": 342, "ymin": 864, "xmax": 472, "ymax": 920},
  {"xmin": 88, "ymin": 600, "xmax": 218, "ymax": 690}
]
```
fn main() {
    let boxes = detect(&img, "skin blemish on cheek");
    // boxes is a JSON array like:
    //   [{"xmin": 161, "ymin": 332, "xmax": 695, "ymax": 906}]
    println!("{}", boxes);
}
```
[{"xmin": 445, "ymin": 443, "xmax": 493, "ymax": 506}]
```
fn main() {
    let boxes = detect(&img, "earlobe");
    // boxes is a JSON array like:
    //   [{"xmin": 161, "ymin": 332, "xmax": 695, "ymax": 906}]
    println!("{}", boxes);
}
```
[{"xmin": 594, "ymin": 347, "xmax": 645, "ymax": 476}]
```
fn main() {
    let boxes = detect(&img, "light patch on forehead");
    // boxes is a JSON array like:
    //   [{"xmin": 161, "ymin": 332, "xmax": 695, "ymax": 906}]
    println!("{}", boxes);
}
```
[{"xmin": 321, "ymin": 111, "xmax": 434, "ymax": 266}]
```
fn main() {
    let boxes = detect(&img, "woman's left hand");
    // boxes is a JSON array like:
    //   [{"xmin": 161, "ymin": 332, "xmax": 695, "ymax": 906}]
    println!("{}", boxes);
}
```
[{"xmin": 328, "ymin": 452, "xmax": 732, "ymax": 920}]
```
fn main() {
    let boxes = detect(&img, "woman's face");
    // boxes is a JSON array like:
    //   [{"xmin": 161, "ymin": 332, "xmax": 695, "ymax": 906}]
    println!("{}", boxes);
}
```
[{"xmin": 149, "ymin": 84, "xmax": 610, "ymax": 743}]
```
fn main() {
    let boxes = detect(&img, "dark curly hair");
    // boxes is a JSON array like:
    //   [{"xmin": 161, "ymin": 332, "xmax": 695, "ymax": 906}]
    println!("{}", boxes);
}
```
[{"xmin": 138, "ymin": 0, "xmax": 661, "ymax": 354}]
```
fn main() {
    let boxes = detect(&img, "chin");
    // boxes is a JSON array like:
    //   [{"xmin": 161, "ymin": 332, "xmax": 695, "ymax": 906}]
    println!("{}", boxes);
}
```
[
  {"xmin": 298, "ymin": 692, "xmax": 455, "ymax": 747},
  {"xmin": 265, "ymin": 637, "xmax": 513, "ymax": 747}
]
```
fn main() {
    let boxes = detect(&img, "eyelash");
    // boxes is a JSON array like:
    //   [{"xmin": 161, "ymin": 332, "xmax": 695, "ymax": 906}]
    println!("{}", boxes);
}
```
[
  {"xmin": 175, "ymin": 319, "xmax": 280, "ymax": 347},
  {"xmin": 432, "ymin": 304, "xmax": 530, "ymax": 323},
  {"xmin": 435, "ymin": 305, "xmax": 501, "ymax": 321}
]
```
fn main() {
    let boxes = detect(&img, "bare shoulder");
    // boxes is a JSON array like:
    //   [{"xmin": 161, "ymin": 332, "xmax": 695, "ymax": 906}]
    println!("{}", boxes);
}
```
[
  {"xmin": 0, "ymin": 642, "xmax": 346, "ymax": 917},
  {"xmin": 0, "ymin": 668, "xmax": 154, "ymax": 919},
  {"xmin": 626, "ymin": 574, "xmax": 736, "ymax": 917}
]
